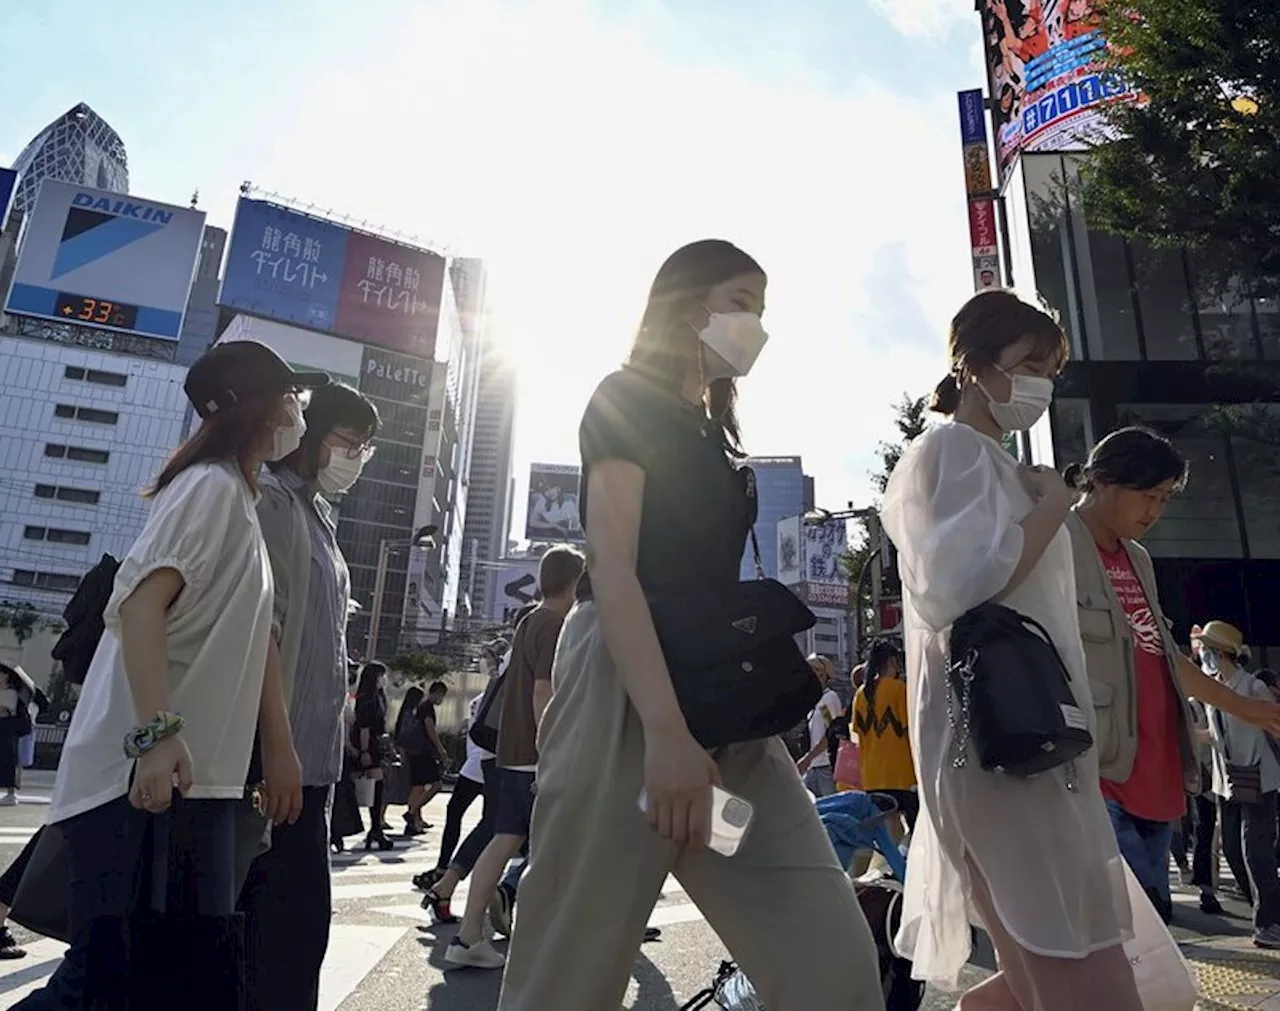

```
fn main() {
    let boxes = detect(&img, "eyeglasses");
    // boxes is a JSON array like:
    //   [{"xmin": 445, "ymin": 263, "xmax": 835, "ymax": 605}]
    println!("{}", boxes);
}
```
[{"xmin": 326, "ymin": 432, "xmax": 377, "ymax": 461}]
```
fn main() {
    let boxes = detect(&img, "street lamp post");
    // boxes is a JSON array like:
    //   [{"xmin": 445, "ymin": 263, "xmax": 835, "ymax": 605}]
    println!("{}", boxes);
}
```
[{"xmin": 365, "ymin": 524, "xmax": 438, "ymax": 661}]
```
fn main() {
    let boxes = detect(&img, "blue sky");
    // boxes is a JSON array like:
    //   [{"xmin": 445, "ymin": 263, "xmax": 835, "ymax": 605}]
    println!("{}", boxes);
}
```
[{"xmin": 3, "ymin": 0, "xmax": 986, "ymax": 525}]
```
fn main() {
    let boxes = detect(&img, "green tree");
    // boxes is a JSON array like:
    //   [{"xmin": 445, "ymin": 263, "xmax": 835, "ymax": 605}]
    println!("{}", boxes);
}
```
[
  {"xmin": 1086, "ymin": 0, "xmax": 1280, "ymax": 298},
  {"xmin": 390, "ymin": 651, "xmax": 452, "ymax": 684},
  {"xmin": 0, "ymin": 604, "xmax": 39, "ymax": 645}
]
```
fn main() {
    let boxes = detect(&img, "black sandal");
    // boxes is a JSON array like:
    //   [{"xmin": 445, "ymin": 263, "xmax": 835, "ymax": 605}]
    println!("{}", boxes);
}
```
[{"xmin": 421, "ymin": 888, "xmax": 458, "ymax": 924}]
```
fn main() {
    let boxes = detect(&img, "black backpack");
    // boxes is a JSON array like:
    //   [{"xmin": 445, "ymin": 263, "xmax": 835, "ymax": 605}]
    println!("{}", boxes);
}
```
[
  {"xmin": 468, "ymin": 649, "xmax": 511, "ymax": 754},
  {"xmin": 51, "ymin": 554, "xmax": 120, "ymax": 684}
]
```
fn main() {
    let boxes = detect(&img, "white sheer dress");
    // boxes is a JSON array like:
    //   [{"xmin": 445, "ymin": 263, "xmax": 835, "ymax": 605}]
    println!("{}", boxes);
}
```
[{"xmin": 880, "ymin": 422, "xmax": 1132, "ymax": 986}]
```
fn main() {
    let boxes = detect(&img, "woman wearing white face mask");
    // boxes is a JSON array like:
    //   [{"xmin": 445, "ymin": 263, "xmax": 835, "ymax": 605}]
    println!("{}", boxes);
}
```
[
  {"xmin": 1197, "ymin": 621, "xmax": 1280, "ymax": 948},
  {"xmin": 239, "ymin": 381, "xmax": 378, "ymax": 1011},
  {"xmin": 29, "ymin": 341, "xmax": 327, "ymax": 1009},
  {"xmin": 882, "ymin": 291, "xmax": 1143, "ymax": 1009},
  {"xmin": 495, "ymin": 241, "xmax": 883, "ymax": 1009}
]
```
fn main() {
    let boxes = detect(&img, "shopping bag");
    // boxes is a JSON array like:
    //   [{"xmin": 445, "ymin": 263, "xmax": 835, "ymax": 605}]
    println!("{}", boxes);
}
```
[
  {"xmin": 353, "ymin": 775, "xmax": 376, "ymax": 809},
  {"xmin": 385, "ymin": 758, "xmax": 411, "ymax": 807},
  {"xmin": 835, "ymin": 738, "xmax": 862, "ymax": 790},
  {"xmin": 1122, "ymin": 864, "xmax": 1197, "ymax": 1011}
]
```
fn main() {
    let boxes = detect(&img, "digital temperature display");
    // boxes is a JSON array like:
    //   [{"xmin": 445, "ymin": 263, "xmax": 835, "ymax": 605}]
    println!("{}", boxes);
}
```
[{"xmin": 54, "ymin": 292, "xmax": 140, "ymax": 331}]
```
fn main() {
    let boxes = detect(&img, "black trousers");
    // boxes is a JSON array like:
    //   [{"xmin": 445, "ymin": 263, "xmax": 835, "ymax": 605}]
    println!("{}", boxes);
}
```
[
  {"xmin": 239, "ymin": 786, "xmax": 333, "ymax": 1011},
  {"xmin": 437, "ymin": 775, "xmax": 484, "ymax": 871},
  {"xmin": 1190, "ymin": 791, "xmax": 1218, "ymax": 890},
  {"xmin": 1221, "ymin": 791, "xmax": 1280, "ymax": 930}
]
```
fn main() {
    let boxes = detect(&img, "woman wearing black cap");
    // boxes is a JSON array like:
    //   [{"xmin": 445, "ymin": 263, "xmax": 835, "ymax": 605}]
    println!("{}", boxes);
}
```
[{"xmin": 19, "ymin": 341, "xmax": 327, "ymax": 1010}]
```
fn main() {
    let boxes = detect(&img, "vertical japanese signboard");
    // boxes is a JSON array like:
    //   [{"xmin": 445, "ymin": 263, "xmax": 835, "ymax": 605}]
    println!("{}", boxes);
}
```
[{"xmin": 958, "ymin": 89, "xmax": 1001, "ymax": 292}]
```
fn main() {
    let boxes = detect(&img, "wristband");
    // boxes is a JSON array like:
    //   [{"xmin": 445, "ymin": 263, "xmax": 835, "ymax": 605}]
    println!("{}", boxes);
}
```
[{"xmin": 123, "ymin": 711, "xmax": 185, "ymax": 759}]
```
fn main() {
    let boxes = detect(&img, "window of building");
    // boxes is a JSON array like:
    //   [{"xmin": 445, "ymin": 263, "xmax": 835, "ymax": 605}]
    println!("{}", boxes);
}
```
[
  {"xmin": 33, "ymin": 483, "xmax": 101, "ymax": 505},
  {"xmin": 24, "ymin": 526, "xmax": 91, "ymax": 546},
  {"xmin": 1193, "ymin": 273, "xmax": 1260, "ymax": 363},
  {"xmin": 64, "ymin": 364, "xmax": 127, "ymax": 387},
  {"xmin": 1116, "ymin": 404, "xmax": 1243, "ymax": 559},
  {"xmin": 1082, "ymin": 230, "xmax": 1142, "ymax": 360},
  {"xmin": 11, "ymin": 569, "xmax": 82, "ymax": 592},
  {"xmin": 1230, "ymin": 405, "xmax": 1280, "ymax": 560},
  {"xmin": 1131, "ymin": 244, "xmax": 1200, "ymax": 361},
  {"xmin": 1051, "ymin": 398, "xmax": 1094, "ymax": 469},
  {"xmin": 45, "ymin": 444, "xmax": 110, "ymax": 464},
  {"xmin": 54, "ymin": 404, "xmax": 119, "ymax": 425},
  {"xmin": 1022, "ymin": 155, "xmax": 1083, "ymax": 356},
  {"xmin": 64, "ymin": 366, "xmax": 86, "ymax": 380}
]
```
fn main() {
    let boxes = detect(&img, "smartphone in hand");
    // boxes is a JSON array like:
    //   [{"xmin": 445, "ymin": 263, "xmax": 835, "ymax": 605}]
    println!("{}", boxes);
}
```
[{"xmin": 638, "ymin": 785, "xmax": 755, "ymax": 857}]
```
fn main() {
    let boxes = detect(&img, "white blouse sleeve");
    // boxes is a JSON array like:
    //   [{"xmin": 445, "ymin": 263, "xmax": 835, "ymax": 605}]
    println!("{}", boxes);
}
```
[
  {"xmin": 104, "ymin": 465, "xmax": 245, "ymax": 628},
  {"xmin": 881, "ymin": 425, "xmax": 1025, "ymax": 633}
]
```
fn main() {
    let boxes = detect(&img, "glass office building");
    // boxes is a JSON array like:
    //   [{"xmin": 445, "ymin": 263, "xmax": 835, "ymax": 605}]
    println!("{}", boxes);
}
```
[{"xmin": 1006, "ymin": 153, "xmax": 1280, "ymax": 666}]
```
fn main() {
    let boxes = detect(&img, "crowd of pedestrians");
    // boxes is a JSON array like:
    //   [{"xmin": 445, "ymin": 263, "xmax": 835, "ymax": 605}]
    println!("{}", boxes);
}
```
[{"xmin": 0, "ymin": 240, "xmax": 1277, "ymax": 1011}]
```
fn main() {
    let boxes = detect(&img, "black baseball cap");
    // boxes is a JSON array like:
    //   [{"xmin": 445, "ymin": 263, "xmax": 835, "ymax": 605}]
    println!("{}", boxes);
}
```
[{"xmin": 185, "ymin": 341, "xmax": 330, "ymax": 419}]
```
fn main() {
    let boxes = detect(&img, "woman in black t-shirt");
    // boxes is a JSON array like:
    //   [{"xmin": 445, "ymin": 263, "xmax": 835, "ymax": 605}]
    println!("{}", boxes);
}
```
[{"xmin": 497, "ymin": 241, "xmax": 882, "ymax": 1011}]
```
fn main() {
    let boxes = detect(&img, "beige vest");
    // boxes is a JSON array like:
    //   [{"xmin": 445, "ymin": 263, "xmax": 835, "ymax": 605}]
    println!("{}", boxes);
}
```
[{"xmin": 1066, "ymin": 511, "xmax": 1199, "ymax": 795}]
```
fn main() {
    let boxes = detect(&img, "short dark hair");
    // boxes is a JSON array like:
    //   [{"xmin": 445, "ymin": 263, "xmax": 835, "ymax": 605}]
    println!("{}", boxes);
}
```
[
  {"xmin": 427, "ymin": 680, "xmax": 448, "ymax": 697},
  {"xmin": 537, "ymin": 545, "xmax": 585, "ymax": 598},
  {"xmin": 279, "ymin": 382, "xmax": 379, "ymax": 478},
  {"xmin": 1063, "ymin": 426, "xmax": 1189, "ymax": 495},
  {"xmin": 931, "ymin": 290, "xmax": 1068, "ymax": 415}
]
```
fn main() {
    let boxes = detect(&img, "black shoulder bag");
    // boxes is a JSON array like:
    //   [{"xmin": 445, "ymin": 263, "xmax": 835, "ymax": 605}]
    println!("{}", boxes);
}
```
[
  {"xmin": 646, "ymin": 468, "xmax": 820, "ymax": 750},
  {"xmin": 947, "ymin": 603, "xmax": 1092, "ymax": 777}
]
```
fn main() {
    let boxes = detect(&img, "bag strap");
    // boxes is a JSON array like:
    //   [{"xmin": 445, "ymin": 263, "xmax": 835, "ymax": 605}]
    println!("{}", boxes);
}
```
[{"xmin": 749, "ymin": 527, "xmax": 765, "ymax": 581}]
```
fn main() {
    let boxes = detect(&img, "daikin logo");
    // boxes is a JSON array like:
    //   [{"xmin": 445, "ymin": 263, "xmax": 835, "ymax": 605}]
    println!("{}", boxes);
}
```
[
  {"xmin": 52, "ymin": 193, "xmax": 176, "ymax": 279},
  {"xmin": 71, "ymin": 192, "xmax": 175, "ymax": 224}
]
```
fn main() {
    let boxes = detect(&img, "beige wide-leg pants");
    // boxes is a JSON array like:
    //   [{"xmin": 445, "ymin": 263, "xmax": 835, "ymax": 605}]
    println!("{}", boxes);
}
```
[{"xmin": 498, "ymin": 603, "xmax": 885, "ymax": 1011}]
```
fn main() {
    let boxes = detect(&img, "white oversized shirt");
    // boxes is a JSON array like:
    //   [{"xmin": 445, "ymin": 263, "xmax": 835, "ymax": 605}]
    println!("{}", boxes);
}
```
[
  {"xmin": 807, "ymin": 688, "xmax": 843, "ymax": 768},
  {"xmin": 50, "ymin": 462, "xmax": 273, "ymax": 824},
  {"xmin": 881, "ymin": 423, "xmax": 1131, "ymax": 986},
  {"xmin": 459, "ymin": 693, "xmax": 488, "ymax": 784}
]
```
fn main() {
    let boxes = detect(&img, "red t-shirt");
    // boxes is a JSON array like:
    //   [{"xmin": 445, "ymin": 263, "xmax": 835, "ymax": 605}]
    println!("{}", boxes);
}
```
[{"xmin": 1098, "ymin": 545, "xmax": 1186, "ymax": 821}]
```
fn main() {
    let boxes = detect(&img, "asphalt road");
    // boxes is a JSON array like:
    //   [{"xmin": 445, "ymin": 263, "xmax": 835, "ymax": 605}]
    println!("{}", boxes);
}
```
[{"xmin": 0, "ymin": 774, "xmax": 1265, "ymax": 1009}]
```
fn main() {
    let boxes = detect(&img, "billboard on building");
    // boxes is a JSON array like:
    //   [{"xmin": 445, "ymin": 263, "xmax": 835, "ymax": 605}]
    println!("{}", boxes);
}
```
[
  {"xmin": 5, "ymin": 180, "xmax": 204, "ymax": 340},
  {"xmin": 488, "ymin": 559, "xmax": 541, "ymax": 623},
  {"xmin": 958, "ymin": 90, "xmax": 1002, "ymax": 293},
  {"xmin": 219, "ymin": 198, "xmax": 446, "ymax": 358},
  {"xmin": 525, "ymin": 463, "xmax": 584, "ymax": 543},
  {"xmin": 0, "ymin": 168, "xmax": 17, "ymax": 231},
  {"xmin": 981, "ymin": 0, "xmax": 1141, "ymax": 183},
  {"xmin": 804, "ymin": 519, "xmax": 849, "ymax": 608},
  {"xmin": 776, "ymin": 515, "xmax": 802, "ymax": 587}
]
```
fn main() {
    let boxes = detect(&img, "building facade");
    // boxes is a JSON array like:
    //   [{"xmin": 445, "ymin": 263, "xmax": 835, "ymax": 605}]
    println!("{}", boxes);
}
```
[
  {"xmin": 11, "ymin": 104, "xmax": 128, "ymax": 217},
  {"xmin": 740, "ymin": 456, "xmax": 815, "ymax": 580},
  {"xmin": 1002, "ymin": 152, "xmax": 1280, "ymax": 666}
]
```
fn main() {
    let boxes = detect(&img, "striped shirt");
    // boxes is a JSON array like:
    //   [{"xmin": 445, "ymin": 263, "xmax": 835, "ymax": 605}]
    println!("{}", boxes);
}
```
[{"xmin": 278, "ymin": 470, "xmax": 351, "ymax": 786}]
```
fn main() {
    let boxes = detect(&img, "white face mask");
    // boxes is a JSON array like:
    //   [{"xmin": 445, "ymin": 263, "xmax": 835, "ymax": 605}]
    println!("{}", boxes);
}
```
[
  {"xmin": 268, "ymin": 396, "xmax": 306, "ymax": 462},
  {"xmin": 1201, "ymin": 649, "xmax": 1222, "ymax": 676},
  {"xmin": 695, "ymin": 311, "xmax": 769, "ymax": 382},
  {"xmin": 317, "ymin": 449, "xmax": 367, "ymax": 495},
  {"xmin": 979, "ymin": 366, "xmax": 1054, "ymax": 432}
]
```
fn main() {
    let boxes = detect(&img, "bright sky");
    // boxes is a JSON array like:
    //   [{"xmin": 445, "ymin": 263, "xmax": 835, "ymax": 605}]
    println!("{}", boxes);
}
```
[{"xmin": 3, "ymin": 0, "xmax": 985, "ymax": 538}]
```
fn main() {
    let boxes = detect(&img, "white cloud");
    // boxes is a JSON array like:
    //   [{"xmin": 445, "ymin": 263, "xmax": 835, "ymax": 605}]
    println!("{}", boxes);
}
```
[
  {"xmin": 223, "ymin": 0, "xmax": 970, "ymax": 528},
  {"xmin": 866, "ymin": 0, "xmax": 971, "ymax": 39}
]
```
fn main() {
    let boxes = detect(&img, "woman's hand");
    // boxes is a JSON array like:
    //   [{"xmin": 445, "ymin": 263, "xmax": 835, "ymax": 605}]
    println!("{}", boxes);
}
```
[
  {"xmin": 129, "ymin": 735, "xmax": 193, "ymax": 814},
  {"xmin": 261, "ymin": 736, "xmax": 304, "ymax": 825},
  {"xmin": 642, "ymin": 723, "xmax": 721, "ymax": 848},
  {"xmin": 360, "ymin": 750, "xmax": 373, "ymax": 769}
]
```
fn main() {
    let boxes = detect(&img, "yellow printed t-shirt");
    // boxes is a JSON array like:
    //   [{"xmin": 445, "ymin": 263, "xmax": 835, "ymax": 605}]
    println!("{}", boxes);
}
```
[{"xmin": 853, "ymin": 678, "xmax": 916, "ymax": 792}]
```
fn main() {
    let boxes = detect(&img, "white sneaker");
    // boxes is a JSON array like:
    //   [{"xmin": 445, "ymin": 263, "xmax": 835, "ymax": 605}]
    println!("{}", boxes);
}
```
[
  {"xmin": 0, "ymin": 794, "xmax": 17, "ymax": 807},
  {"xmin": 444, "ymin": 938, "xmax": 506, "ymax": 970}
]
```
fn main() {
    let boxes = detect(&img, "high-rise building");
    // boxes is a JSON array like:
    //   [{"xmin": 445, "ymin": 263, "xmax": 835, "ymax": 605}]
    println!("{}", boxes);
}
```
[
  {"xmin": 740, "ymin": 456, "xmax": 815, "ymax": 580},
  {"xmin": 457, "ymin": 333, "xmax": 517, "ymax": 623},
  {"xmin": 11, "ymin": 104, "xmax": 128, "ymax": 216},
  {"xmin": 176, "ymin": 226, "xmax": 228, "ymax": 368}
]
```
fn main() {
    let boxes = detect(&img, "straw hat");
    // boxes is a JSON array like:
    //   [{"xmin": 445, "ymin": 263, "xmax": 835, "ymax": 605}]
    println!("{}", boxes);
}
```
[{"xmin": 1194, "ymin": 620, "xmax": 1248, "ymax": 659}]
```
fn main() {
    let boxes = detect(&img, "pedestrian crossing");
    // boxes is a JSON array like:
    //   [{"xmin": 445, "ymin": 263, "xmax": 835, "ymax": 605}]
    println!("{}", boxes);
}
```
[{"xmin": 0, "ymin": 823, "xmax": 710, "ymax": 1008}]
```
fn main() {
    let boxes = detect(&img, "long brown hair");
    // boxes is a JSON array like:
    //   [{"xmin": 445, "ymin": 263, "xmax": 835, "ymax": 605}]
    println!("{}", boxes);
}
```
[
  {"xmin": 930, "ymin": 290, "xmax": 1069, "ymax": 415},
  {"xmin": 147, "ymin": 393, "xmax": 285, "ymax": 497},
  {"xmin": 627, "ymin": 240, "xmax": 765, "ymax": 455}
]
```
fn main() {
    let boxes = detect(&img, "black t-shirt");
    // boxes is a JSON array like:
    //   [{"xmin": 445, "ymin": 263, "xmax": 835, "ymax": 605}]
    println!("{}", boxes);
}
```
[
  {"xmin": 577, "ymin": 367, "xmax": 754, "ymax": 599},
  {"xmin": 416, "ymin": 699, "xmax": 437, "ymax": 729}
]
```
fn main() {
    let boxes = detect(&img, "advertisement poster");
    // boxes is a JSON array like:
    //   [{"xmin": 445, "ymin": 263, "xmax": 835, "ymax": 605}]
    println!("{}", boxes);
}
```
[
  {"xmin": 981, "ymin": 0, "xmax": 1141, "ymax": 182},
  {"xmin": 220, "ymin": 198, "xmax": 446, "ymax": 357},
  {"xmin": 776, "ymin": 515, "xmax": 802, "ymax": 587},
  {"xmin": 488, "ymin": 560, "xmax": 541, "ymax": 623},
  {"xmin": 958, "ymin": 89, "xmax": 1001, "ymax": 292},
  {"xmin": 804, "ymin": 519, "xmax": 847, "ymax": 589},
  {"xmin": 525, "ymin": 463, "xmax": 584, "ymax": 543},
  {"xmin": 335, "ymin": 230, "xmax": 446, "ymax": 359},
  {"xmin": 5, "ymin": 180, "xmax": 205, "ymax": 340}
]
